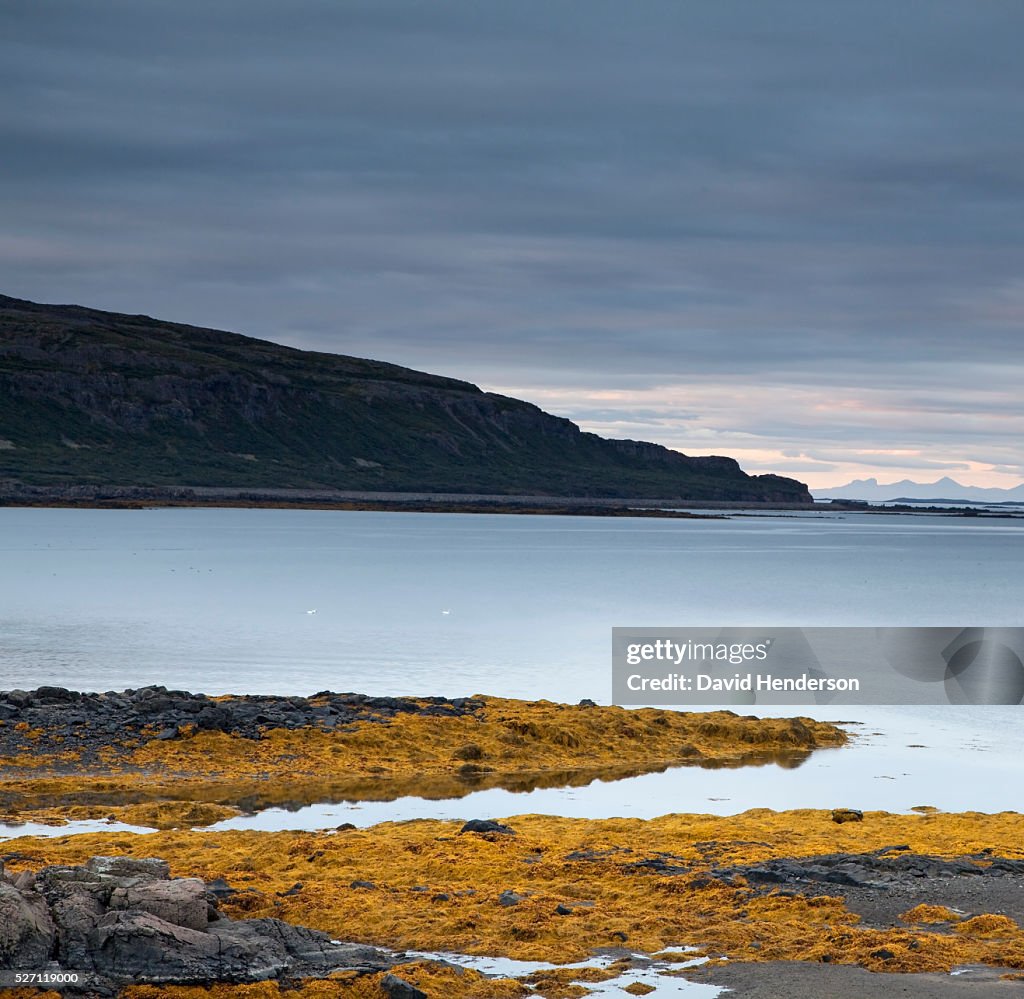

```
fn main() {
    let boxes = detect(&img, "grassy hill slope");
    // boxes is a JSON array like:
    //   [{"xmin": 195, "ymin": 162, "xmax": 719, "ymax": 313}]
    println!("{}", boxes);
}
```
[{"xmin": 0, "ymin": 295, "xmax": 810, "ymax": 502}]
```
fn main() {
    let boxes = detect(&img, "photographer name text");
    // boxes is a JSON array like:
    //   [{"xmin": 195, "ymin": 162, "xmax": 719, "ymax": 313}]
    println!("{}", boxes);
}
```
[{"xmin": 625, "ymin": 672, "xmax": 860, "ymax": 693}]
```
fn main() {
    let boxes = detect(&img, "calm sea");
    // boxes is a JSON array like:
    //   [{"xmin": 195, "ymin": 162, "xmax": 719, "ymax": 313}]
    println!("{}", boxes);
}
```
[
  {"xmin": 1, "ymin": 507, "xmax": 1022, "ymax": 818},
  {"xmin": 1, "ymin": 507, "xmax": 1020, "ymax": 697}
]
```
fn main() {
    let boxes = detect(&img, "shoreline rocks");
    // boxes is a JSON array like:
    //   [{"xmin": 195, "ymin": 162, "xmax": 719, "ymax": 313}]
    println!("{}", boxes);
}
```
[
  {"xmin": 0, "ymin": 855, "xmax": 400, "ymax": 995},
  {"xmin": 5, "ymin": 809, "xmax": 1024, "ymax": 983},
  {"xmin": 0, "ymin": 690, "xmax": 850, "ymax": 835},
  {"xmin": 0, "ymin": 686, "xmax": 484, "ymax": 761},
  {"xmin": 714, "ymin": 850, "xmax": 1024, "ymax": 892}
]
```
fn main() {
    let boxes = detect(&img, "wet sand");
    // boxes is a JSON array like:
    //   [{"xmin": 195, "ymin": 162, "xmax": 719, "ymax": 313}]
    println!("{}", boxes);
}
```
[{"xmin": 695, "ymin": 961, "xmax": 1023, "ymax": 997}]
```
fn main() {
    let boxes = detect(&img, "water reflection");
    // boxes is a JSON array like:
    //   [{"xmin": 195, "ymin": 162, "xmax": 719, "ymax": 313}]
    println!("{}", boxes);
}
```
[{"xmin": 0, "ymin": 746, "xmax": 818, "ymax": 825}]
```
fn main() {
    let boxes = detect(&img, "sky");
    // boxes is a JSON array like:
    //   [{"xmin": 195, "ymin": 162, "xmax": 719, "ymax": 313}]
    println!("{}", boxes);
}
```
[{"xmin": 2, "ymin": 1, "xmax": 1023, "ymax": 489}]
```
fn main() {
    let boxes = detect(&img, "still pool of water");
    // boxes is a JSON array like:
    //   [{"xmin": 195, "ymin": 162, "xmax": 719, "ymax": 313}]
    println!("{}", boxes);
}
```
[
  {"xmin": 402, "ymin": 950, "xmax": 721, "ymax": 997},
  {"xmin": 198, "ymin": 703, "xmax": 1024, "ymax": 826}
]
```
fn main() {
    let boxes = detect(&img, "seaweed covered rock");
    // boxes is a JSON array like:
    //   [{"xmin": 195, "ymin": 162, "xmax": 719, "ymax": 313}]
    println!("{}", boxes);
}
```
[{"xmin": 831, "ymin": 808, "xmax": 864, "ymax": 824}]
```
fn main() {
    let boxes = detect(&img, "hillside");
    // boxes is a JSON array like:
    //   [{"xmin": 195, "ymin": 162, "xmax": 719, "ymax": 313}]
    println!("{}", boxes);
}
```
[{"xmin": 0, "ymin": 295, "xmax": 810, "ymax": 502}]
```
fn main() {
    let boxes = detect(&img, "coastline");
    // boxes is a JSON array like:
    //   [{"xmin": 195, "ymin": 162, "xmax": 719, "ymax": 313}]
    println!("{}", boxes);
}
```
[
  {"xmin": 3, "ymin": 690, "xmax": 1024, "ymax": 995},
  {"xmin": 0, "ymin": 483, "xmax": 811, "ymax": 514},
  {"xmin": 0, "ymin": 688, "xmax": 843, "ymax": 830},
  {"xmin": 5, "ymin": 808, "xmax": 1024, "ymax": 995},
  {"xmin": 0, "ymin": 484, "xmax": 1016, "ymax": 518},
  {"xmin": 1, "ymin": 516, "xmax": 1021, "ymax": 994}
]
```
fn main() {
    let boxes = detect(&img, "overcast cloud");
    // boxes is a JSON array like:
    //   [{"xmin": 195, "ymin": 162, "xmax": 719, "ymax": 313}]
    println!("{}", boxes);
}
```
[{"xmin": 2, "ymin": 1, "xmax": 1022, "ymax": 487}]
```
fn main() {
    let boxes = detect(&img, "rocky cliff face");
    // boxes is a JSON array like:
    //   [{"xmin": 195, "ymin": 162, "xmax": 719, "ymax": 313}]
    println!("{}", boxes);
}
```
[{"xmin": 0, "ymin": 294, "xmax": 811, "ymax": 501}]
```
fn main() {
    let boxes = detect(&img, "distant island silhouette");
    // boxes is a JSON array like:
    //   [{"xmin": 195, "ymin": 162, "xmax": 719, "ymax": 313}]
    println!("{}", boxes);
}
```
[{"xmin": 814, "ymin": 476, "xmax": 1024, "ymax": 504}]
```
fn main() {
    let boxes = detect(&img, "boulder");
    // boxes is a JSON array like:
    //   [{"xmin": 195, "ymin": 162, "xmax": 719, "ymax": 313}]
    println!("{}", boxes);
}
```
[
  {"xmin": 0, "ymin": 881, "xmax": 55, "ymax": 968},
  {"xmin": 92, "ymin": 911, "xmax": 220, "ymax": 983},
  {"xmin": 831, "ymin": 808, "xmax": 864, "ymax": 824},
  {"xmin": 1, "ymin": 856, "xmax": 397, "ymax": 991},
  {"xmin": 460, "ymin": 819, "xmax": 515, "ymax": 836},
  {"xmin": 381, "ymin": 973, "xmax": 428, "ymax": 998},
  {"xmin": 86, "ymin": 857, "xmax": 170, "ymax": 881},
  {"xmin": 51, "ymin": 891, "xmax": 106, "ymax": 967},
  {"xmin": 108, "ymin": 878, "xmax": 210, "ymax": 932}
]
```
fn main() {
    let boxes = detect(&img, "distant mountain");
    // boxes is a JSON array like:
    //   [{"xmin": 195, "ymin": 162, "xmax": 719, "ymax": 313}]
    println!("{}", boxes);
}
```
[
  {"xmin": 0, "ymin": 294, "xmax": 811, "ymax": 502},
  {"xmin": 814, "ymin": 476, "xmax": 1024, "ymax": 504}
]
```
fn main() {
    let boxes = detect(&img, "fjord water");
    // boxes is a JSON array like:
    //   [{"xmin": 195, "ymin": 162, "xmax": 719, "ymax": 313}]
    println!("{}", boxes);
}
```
[
  {"xmin": 1, "ymin": 507, "xmax": 1022, "ymax": 816},
  {"xmin": 2, "ymin": 507, "xmax": 1021, "ymax": 697}
]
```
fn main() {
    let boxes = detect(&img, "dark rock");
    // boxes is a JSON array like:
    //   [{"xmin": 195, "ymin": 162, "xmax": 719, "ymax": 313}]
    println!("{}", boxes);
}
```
[
  {"xmin": 565, "ymin": 847, "xmax": 631, "ymax": 862},
  {"xmin": 90, "ymin": 910, "xmax": 219, "ymax": 982},
  {"xmin": 350, "ymin": 880, "xmax": 376, "ymax": 890},
  {"xmin": 578, "ymin": 698, "xmax": 598, "ymax": 707},
  {"xmin": 555, "ymin": 903, "xmax": 573, "ymax": 915},
  {"xmin": 831, "ymin": 808, "xmax": 864, "ymax": 824},
  {"xmin": 195, "ymin": 705, "xmax": 231, "ymax": 731},
  {"xmin": 0, "ymin": 880, "xmax": 56, "ymax": 967},
  {"xmin": 51, "ymin": 890, "xmax": 106, "ymax": 966},
  {"xmin": 0, "ymin": 686, "xmax": 486, "ymax": 763},
  {"xmin": 205, "ymin": 878, "xmax": 235, "ymax": 900},
  {"xmin": 94, "ymin": 910, "xmax": 384, "ymax": 984},
  {"xmin": 498, "ymin": 890, "xmax": 524, "ymax": 907},
  {"xmin": 86, "ymin": 857, "xmax": 170, "ymax": 881},
  {"xmin": 712, "ymin": 850, "xmax": 1024, "ymax": 896},
  {"xmin": 1, "ymin": 856, "xmax": 397, "ymax": 991},
  {"xmin": 460, "ymin": 819, "xmax": 515, "ymax": 836},
  {"xmin": 625, "ymin": 855, "xmax": 690, "ymax": 876},
  {"xmin": 380, "ymin": 973, "xmax": 428, "ymax": 999},
  {"xmin": 108, "ymin": 879, "xmax": 210, "ymax": 931},
  {"xmin": 36, "ymin": 686, "xmax": 79, "ymax": 703}
]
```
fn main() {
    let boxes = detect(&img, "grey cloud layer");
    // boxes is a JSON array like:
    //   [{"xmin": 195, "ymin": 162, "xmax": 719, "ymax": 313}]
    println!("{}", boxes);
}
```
[{"xmin": 2, "ymin": 1, "xmax": 1022, "ymax": 478}]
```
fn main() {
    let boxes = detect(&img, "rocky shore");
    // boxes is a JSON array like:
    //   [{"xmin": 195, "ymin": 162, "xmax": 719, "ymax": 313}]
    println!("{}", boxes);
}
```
[
  {"xmin": 4, "ymin": 689, "xmax": 1022, "ymax": 995},
  {"xmin": 0, "ymin": 688, "xmax": 846, "ymax": 830},
  {"xmin": 0, "ymin": 687, "xmax": 482, "ymax": 763},
  {"xmin": 2, "ymin": 809, "xmax": 1024, "ymax": 995},
  {"xmin": 0, "ymin": 855, "xmax": 421, "ymax": 997}
]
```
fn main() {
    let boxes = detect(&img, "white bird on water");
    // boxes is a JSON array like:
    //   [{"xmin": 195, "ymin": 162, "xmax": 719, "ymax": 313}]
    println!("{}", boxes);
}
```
[
  {"xmin": 306, "ymin": 609, "xmax": 317, "ymax": 615},
  {"xmin": 441, "ymin": 609, "xmax": 452, "ymax": 615}
]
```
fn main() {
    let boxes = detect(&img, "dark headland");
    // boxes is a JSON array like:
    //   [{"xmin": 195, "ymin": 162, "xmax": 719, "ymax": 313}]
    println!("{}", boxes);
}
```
[{"xmin": 0, "ymin": 294, "xmax": 810, "ymax": 506}]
